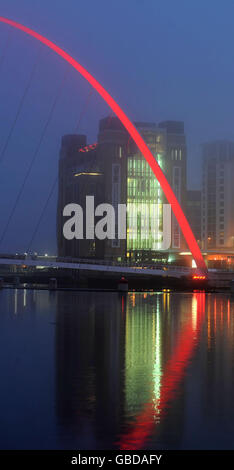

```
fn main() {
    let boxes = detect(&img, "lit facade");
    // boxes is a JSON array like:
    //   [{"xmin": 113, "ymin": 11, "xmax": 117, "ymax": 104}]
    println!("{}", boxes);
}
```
[
  {"xmin": 126, "ymin": 123, "xmax": 167, "ymax": 261},
  {"xmin": 126, "ymin": 120, "xmax": 187, "ymax": 262},
  {"xmin": 127, "ymin": 155, "xmax": 164, "ymax": 252}
]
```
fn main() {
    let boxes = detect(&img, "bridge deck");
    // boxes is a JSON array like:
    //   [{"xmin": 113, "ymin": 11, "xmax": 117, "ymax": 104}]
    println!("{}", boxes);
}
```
[{"xmin": 0, "ymin": 258, "xmax": 192, "ymax": 279}]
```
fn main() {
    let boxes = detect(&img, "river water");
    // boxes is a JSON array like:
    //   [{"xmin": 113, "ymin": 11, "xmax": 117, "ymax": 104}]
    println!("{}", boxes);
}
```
[{"xmin": 0, "ymin": 288, "xmax": 234, "ymax": 450}]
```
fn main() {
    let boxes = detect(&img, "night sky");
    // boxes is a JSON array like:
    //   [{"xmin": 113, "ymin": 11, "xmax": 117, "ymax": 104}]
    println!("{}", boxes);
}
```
[{"xmin": 0, "ymin": 0, "xmax": 234, "ymax": 254}]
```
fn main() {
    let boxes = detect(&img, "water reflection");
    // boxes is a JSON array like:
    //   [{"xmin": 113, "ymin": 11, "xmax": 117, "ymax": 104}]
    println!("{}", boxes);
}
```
[
  {"xmin": 55, "ymin": 292, "xmax": 125, "ymax": 449},
  {"xmin": 120, "ymin": 292, "xmax": 205, "ymax": 449},
  {"xmin": 54, "ymin": 290, "xmax": 206, "ymax": 449},
  {"xmin": 1, "ymin": 289, "xmax": 234, "ymax": 449}
]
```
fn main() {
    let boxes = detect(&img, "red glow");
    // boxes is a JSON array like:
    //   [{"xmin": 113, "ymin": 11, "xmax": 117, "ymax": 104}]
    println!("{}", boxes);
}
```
[
  {"xmin": 0, "ymin": 16, "xmax": 206, "ymax": 271},
  {"xmin": 78, "ymin": 143, "xmax": 97, "ymax": 152},
  {"xmin": 119, "ymin": 292, "xmax": 206, "ymax": 450}
]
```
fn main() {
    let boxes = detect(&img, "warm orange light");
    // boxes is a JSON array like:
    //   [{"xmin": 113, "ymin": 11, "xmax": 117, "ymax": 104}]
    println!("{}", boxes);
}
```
[{"xmin": 193, "ymin": 275, "xmax": 206, "ymax": 281}]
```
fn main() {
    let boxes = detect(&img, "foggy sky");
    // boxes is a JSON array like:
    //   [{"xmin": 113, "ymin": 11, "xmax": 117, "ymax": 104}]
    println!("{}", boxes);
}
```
[{"xmin": 0, "ymin": 0, "xmax": 234, "ymax": 253}]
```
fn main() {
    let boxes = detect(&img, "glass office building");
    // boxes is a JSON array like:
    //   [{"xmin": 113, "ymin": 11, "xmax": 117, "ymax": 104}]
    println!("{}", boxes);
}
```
[{"xmin": 127, "ymin": 153, "xmax": 164, "ymax": 253}]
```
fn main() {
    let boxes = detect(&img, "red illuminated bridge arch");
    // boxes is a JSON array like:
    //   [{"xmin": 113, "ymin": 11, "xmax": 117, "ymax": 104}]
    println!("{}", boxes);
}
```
[{"xmin": 0, "ymin": 16, "xmax": 206, "ymax": 272}]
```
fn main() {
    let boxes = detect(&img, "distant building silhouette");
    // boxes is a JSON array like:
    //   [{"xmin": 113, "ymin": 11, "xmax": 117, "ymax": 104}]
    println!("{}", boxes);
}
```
[
  {"xmin": 57, "ymin": 134, "xmax": 103, "ymax": 259},
  {"xmin": 186, "ymin": 190, "xmax": 201, "ymax": 245},
  {"xmin": 201, "ymin": 141, "xmax": 234, "ymax": 250}
]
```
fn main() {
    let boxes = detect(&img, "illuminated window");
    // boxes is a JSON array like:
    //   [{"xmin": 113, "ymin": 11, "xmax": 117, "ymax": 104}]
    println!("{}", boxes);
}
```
[{"xmin": 127, "ymin": 153, "xmax": 164, "ymax": 253}]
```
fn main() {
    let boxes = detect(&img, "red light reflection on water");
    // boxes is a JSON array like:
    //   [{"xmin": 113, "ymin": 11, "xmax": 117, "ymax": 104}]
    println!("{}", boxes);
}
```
[{"xmin": 118, "ymin": 292, "xmax": 206, "ymax": 450}]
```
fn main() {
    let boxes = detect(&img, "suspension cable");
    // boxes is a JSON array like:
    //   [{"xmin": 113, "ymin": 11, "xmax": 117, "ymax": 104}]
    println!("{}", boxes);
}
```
[
  {"xmin": 26, "ymin": 177, "xmax": 58, "ymax": 253},
  {"xmin": 0, "ymin": 46, "xmax": 42, "ymax": 165},
  {"xmin": 26, "ymin": 87, "xmax": 93, "ymax": 253},
  {"xmin": 0, "ymin": 67, "xmax": 69, "ymax": 247}
]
